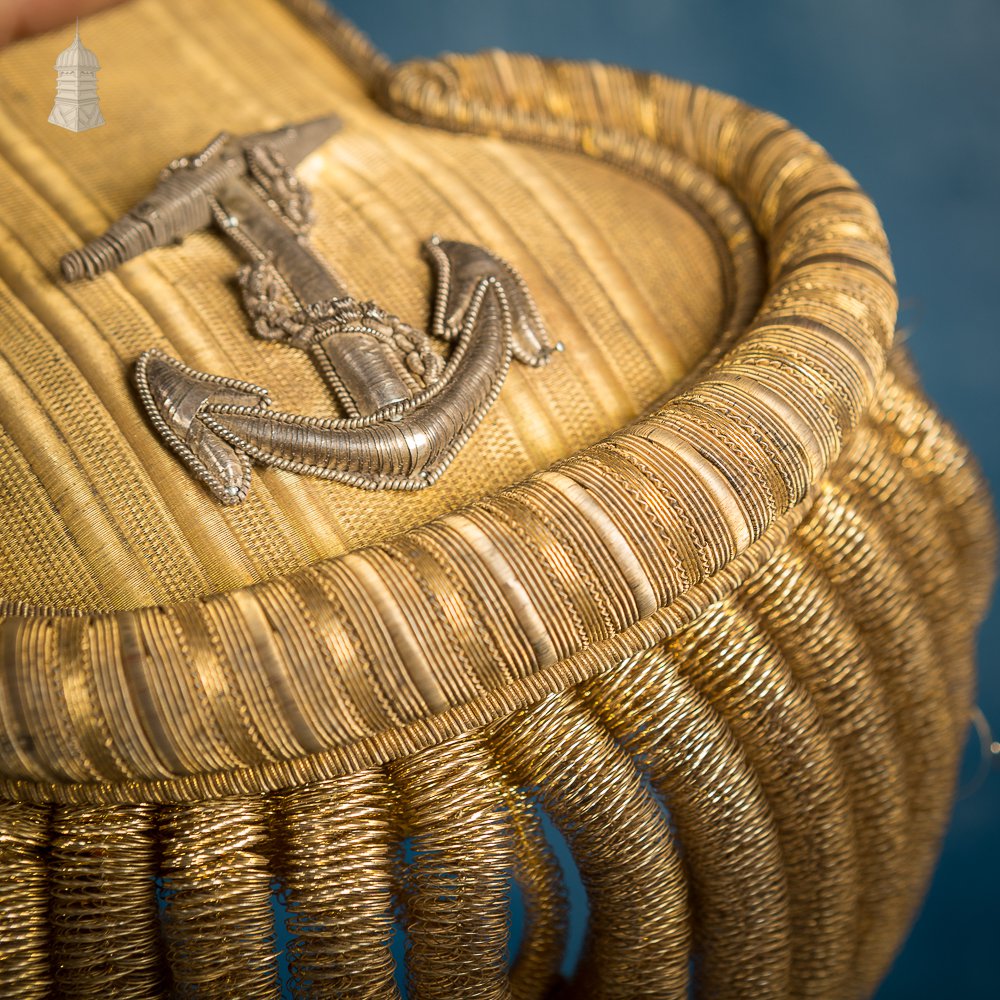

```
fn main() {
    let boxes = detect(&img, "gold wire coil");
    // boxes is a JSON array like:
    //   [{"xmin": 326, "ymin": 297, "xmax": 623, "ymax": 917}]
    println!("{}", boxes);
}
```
[
  {"xmin": 742, "ymin": 543, "xmax": 910, "ymax": 996},
  {"xmin": 586, "ymin": 649, "xmax": 790, "ymax": 999},
  {"xmin": 673, "ymin": 600, "xmax": 860, "ymax": 997},
  {"xmin": 492, "ymin": 693, "xmax": 691, "ymax": 998},
  {"xmin": 50, "ymin": 804, "xmax": 164, "ymax": 998},
  {"xmin": 276, "ymin": 771, "xmax": 400, "ymax": 999},
  {"xmin": 159, "ymin": 797, "xmax": 279, "ymax": 998},
  {"xmin": 499, "ymin": 780, "xmax": 567, "ymax": 1000},
  {"xmin": 0, "ymin": 803, "xmax": 52, "ymax": 999},
  {"xmin": 389, "ymin": 733, "xmax": 514, "ymax": 999}
]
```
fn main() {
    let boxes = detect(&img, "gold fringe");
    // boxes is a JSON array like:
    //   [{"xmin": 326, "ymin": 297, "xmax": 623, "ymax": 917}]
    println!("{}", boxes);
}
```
[
  {"xmin": 499, "ymin": 781, "xmax": 567, "ymax": 1000},
  {"xmin": 276, "ymin": 771, "xmax": 400, "ymax": 999},
  {"xmin": 50, "ymin": 804, "xmax": 165, "ymax": 997},
  {"xmin": 799, "ymin": 485, "xmax": 953, "ymax": 916},
  {"xmin": 586, "ymin": 648, "xmax": 791, "ymax": 999},
  {"xmin": 492, "ymin": 692, "xmax": 690, "ymax": 999},
  {"xmin": 741, "ymin": 544, "xmax": 910, "ymax": 995},
  {"xmin": 159, "ymin": 797, "xmax": 279, "ymax": 998},
  {"xmin": 0, "ymin": 803, "xmax": 52, "ymax": 998},
  {"xmin": 673, "ymin": 601, "xmax": 860, "ymax": 996},
  {"xmin": 389, "ymin": 732, "xmax": 514, "ymax": 999}
]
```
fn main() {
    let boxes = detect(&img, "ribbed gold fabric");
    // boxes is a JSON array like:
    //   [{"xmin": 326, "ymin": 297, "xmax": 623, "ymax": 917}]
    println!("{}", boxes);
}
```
[{"xmin": 0, "ymin": 0, "xmax": 994, "ymax": 997}]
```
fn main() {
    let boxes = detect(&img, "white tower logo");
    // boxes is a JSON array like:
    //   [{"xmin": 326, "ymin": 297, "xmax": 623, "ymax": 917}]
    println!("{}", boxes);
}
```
[{"xmin": 48, "ymin": 19, "xmax": 105, "ymax": 132}]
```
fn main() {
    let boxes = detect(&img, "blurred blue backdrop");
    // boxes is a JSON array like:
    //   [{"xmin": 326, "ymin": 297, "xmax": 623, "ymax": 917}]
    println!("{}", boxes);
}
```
[{"xmin": 327, "ymin": 1, "xmax": 999, "ymax": 994}]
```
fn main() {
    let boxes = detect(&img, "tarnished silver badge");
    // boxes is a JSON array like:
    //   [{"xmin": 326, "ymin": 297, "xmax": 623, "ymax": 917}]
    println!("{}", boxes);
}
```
[{"xmin": 61, "ymin": 115, "xmax": 558, "ymax": 503}]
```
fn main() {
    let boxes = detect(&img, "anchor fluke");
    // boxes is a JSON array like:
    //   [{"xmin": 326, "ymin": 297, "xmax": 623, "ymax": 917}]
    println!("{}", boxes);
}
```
[
  {"xmin": 426, "ymin": 236, "xmax": 559, "ymax": 365},
  {"xmin": 135, "ymin": 349, "xmax": 270, "ymax": 505}
]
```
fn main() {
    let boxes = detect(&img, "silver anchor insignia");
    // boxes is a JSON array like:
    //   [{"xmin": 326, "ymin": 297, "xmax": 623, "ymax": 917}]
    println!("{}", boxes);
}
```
[{"xmin": 60, "ymin": 115, "xmax": 559, "ymax": 503}]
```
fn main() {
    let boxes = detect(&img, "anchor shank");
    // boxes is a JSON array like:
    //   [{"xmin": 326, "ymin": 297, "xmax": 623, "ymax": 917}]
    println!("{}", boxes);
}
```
[
  {"xmin": 215, "ymin": 178, "xmax": 348, "ymax": 305},
  {"xmin": 216, "ymin": 178, "xmax": 414, "ymax": 417},
  {"xmin": 317, "ymin": 334, "xmax": 413, "ymax": 417}
]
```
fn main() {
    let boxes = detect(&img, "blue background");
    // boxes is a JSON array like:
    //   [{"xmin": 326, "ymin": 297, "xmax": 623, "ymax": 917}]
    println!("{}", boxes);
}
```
[{"xmin": 327, "ymin": 0, "xmax": 1000, "ymax": 994}]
